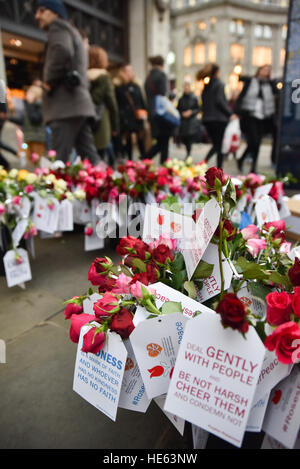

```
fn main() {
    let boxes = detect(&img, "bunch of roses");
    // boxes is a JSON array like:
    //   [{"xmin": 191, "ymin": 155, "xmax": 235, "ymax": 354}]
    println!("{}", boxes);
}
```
[
  {"xmin": 262, "ymin": 259, "xmax": 300, "ymax": 364},
  {"xmin": 240, "ymin": 220, "xmax": 291, "ymax": 258}
]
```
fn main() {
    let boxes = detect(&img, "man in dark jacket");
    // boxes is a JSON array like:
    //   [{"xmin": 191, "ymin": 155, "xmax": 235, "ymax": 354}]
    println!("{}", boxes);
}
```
[{"xmin": 35, "ymin": 0, "xmax": 98, "ymax": 164}]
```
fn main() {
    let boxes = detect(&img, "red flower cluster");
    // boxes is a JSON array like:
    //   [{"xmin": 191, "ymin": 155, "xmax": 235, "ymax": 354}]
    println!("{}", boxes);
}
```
[{"xmin": 205, "ymin": 167, "xmax": 227, "ymax": 189}]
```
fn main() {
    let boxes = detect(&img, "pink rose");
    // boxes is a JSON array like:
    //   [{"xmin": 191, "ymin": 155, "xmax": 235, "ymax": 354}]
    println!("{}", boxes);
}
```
[
  {"xmin": 24, "ymin": 185, "xmax": 34, "ymax": 194},
  {"xmin": 112, "ymin": 273, "xmax": 132, "ymax": 295},
  {"xmin": 31, "ymin": 153, "xmax": 40, "ymax": 164},
  {"xmin": 246, "ymin": 238, "xmax": 267, "ymax": 257},
  {"xmin": 85, "ymin": 227, "xmax": 93, "ymax": 237},
  {"xmin": 12, "ymin": 196, "xmax": 21, "ymax": 206},
  {"xmin": 48, "ymin": 150, "xmax": 57, "ymax": 158},
  {"xmin": 109, "ymin": 187, "xmax": 119, "ymax": 200},
  {"xmin": 130, "ymin": 281, "xmax": 155, "ymax": 299},
  {"xmin": 0, "ymin": 203, "xmax": 6, "ymax": 215},
  {"xmin": 279, "ymin": 242, "xmax": 292, "ymax": 254},
  {"xmin": 81, "ymin": 328, "xmax": 106, "ymax": 354},
  {"xmin": 241, "ymin": 224, "xmax": 259, "ymax": 241},
  {"xmin": 69, "ymin": 313, "xmax": 97, "ymax": 343}
]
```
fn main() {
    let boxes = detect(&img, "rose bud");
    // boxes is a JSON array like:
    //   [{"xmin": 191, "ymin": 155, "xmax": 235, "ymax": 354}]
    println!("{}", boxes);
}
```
[
  {"xmin": 152, "ymin": 244, "xmax": 174, "ymax": 265},
  {"xmin": 93, "ymin": 292, "xmax": 120, "ymax": 319},
  {"xmin": 266, "ymin": 291, "xmax": 292, "ymax": 326},
  {"xmin": 110, "ymin": 308, "xmax": 135, "ymax": 339},
  {"xmin": 69, "ymin": 314, "xmax": 97, "ymax": 343},
  {"xmin": 288, "ymin": 258, "xmax": 300, "ymax": 287},
  {"xmin": 81, "ymin": 328, "xmax": 106, "ymax": 354},
  {"xmin": 205, "ymin": 167, "xmax": 227, "ymax": 189},
  {"xmin": 88, "ymin": 257, "xmax": 113, "ymax": 285},
  {"xmin": 64, "ymin": 297, "xmax": 84, "ymax": 319}
]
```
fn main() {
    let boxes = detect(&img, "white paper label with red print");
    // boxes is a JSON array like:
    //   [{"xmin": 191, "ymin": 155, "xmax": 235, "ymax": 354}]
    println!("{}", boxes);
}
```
[
  {"xmin": 130, "ymin": 313, "xmax": 189, "ymax": 399},
  {"xmin": 3, "ymin": 248, "xmax": 32, "ymax": 288},
  {"xmin": 32, "ymin": 194, "xmax": 59, "ymax": 233},
  {"xmin": 255, "ymin": 195, "xmax": 280, "ymax": 227},
  {"xmin": 164, "ymin": 312, "xmax": 265, "ymax": 448},
  {"xmin": 154, "ymin": 395, "xmax": 185, "ymax": 436}
]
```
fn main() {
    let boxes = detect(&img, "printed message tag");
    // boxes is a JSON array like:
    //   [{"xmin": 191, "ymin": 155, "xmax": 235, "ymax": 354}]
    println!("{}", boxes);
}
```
[
  {"xmin": 237, "ymin": 285, "xmax": 266, "ymax": 320},
  {"xmin": 25, "ymin": 236, "xmax": 35, "ymax": 259},
  {"xmin": 130, "ymin": 313, "xmax": 189, "ymax": 399},
  {"xmin": 18, "ymin": 197, "xmax": 31, "ymax": 218},
  {"xmin": 84, "ymin": 230, "xmax": 105, "ymax": 251},
  {"xmin": 142, "ymin": 205, "xmax": 194, "ymax": 243},
  {"xmin": 255, "ymin": 195, "xmax": 280, "ymax": 228},
  {"xmin": 39, "ymin": 156, "xmax": 51, "ymax": 169},
  {"xmin": 154, "ymin": 395, "xmax": 185, "ymax": 436},
  {"xmin": 278, "ymin": 196, "xmax": 291, "ymax": 219},
  {"xmin": 253, "ymin": 350, "xmax": 292, "ymax": 404},
  {"xmin": 164, "ymin": 312, "xmax": 265, "ymax": 448},
  {"xmin": 118, "ymin": 339, "xmax": 151, "ymax": 413},
  {"xmin": 3, "ymin": 248, "xmax": 32, "ymax": 288},
  {"xmin": 262, "ymin": 366, "xmax": 300, "ymax": 449},
  {"xmin": 181, "ymin": 198, "xmax": 221, "ymax": 280},
  {"xmin": 246, "ymin": 391, "xmax": 270, "ymax": 433},
  {"xmin": 195, "ymin": 244, "xmax": 233, "ymax": 303},
  {"xmin": 144, "ymin": 192, "xmax": 157, "ymax": 205},
  {"xmin": 32, "ymin": 195, "xmax": 59, "ymax": 233},
  {"xmin": 12, "ymin": 219, "xmax": 28, "ymax": 248},
  {"xmin": 192, "ymin": 425, "xmax": 209, "ymax": 449},
  {"xmin": 73, "ymin": 327, "xmax": 127, "ymax": 422},
  {"xmin": 261, "ymin": 432, "xmax": 300, "ymax": 449},
  {"xmin": 73, "ymin": 199, "xmax": 92, "ymax": 225},
  {"xmin": 83, "ymin": 293, "xmax": 102, "ymax": 315},
  {"xmin": 253, "ymin": 183, "xmax": 273, "ymax": 202},
  {"xmin": 57, "ymin": 199, "xmax": 73, "ymax": 232}
]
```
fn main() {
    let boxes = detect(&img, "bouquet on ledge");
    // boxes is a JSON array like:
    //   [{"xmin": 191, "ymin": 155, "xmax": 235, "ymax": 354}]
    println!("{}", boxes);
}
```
[{"xmin": 64, "ymin": 166, "xmax": 300, "ymax": 449}]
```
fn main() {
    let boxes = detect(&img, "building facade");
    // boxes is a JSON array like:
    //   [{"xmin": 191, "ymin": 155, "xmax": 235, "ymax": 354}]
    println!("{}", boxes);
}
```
[{"xmin": 170, "ymin": 0, "xmax": 289, "ymax": 95}]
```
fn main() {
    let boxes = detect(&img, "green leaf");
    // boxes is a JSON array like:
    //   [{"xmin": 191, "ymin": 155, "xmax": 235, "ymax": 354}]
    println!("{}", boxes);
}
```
[
  {"xmin": 169, "ymin": 252, "xmax": 185, "ymax": 271},
  {"xmin": 172, "ymin": 269, "xmax": 187, "ymax": 290},
  {"xmin": 161, "ymin": 301, "xmax": 183, "ymax": 315},
  {"xmin": 88, "ymin": 287, "xmax": 94, "ymax": 296},
  {"xmin": 132, "ymin": 258, "xmax": 147, "ymax": 272},
  {"xmin": 224, "ymin": 179, "xmax": 237, "ymax": 207},
  {"xmin": 236, "ymin": 257, "xmax": 269, "ymax": 281},
  {"xmin": 192, "ymin": 260, "xmax": 214, "ymax": 280},
  {"xmin": 184, "ymin": 281, "xmax": 197, "ymax": 299},
  {"xmin": 268, "ymin": 271, "xmax": 292, "ymax": 291},
  {"xmin": 119, "ymin": 265, "xmax": 133, "ymax": 277},
  {"xmin": 255, "ymin": 321, "xmax": 267, "ymax": 343},
  {"xmin": 247, "ymin": 282, "xmax": 270, "ymax": 302}
]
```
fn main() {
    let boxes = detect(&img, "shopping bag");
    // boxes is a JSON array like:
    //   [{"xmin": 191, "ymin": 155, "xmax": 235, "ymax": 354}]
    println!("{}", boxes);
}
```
[
  {"xmin": 222, "ymin": 118, "xmax": 241, "ymax": 154},
  {"xmin": 154, "ymin": 95, "xmax": 181, "ymax": 128}
]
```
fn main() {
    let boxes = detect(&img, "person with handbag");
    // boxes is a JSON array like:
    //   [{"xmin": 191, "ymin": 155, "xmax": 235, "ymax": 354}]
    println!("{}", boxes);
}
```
[
  {"xmin": 177, "ymin": 80, "xmax": 200, "ymax": 158},
  {"xmin": 235, "ymin": 65, "xmax": 278, "ymax": 173},
  {"xmin": 144, "ymin": 55, "xmax": 174, "ymax": 164},
  {"xmin": 35, "ymin": 0, "xmax": 99, "ymax": 164},
  {"xmin": 197, "ymin": 63, "xmax": 237, "ymax": 169},
  {"xmin": 87, "ymin": 46, "xmax": 119, "ymax": 166},
  {"xmin": 114, "ymin": 64, "xmax": 147, "ymax": 160}
]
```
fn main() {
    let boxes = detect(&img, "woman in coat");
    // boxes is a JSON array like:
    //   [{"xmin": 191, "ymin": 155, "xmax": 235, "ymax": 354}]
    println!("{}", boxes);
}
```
[
  {"xmin": 144, "ymin": 55, "xmax": 173, "ymax": 164},
  {"xmin": 197, "ymin": 63, "xmax": 236, "ymax": 168},
  {"xmin": 235, "ymin": 64, "xmax": 278, "ymax": 173},
  {"xmin": 87, "ymin": 46, "xmax": 119, "ymax": 166},
  {"xmin": 114, "ymin": 64, "xmax": 147, "ymax": 160},
  {"xmin": 177, "ymin": 81, "xmax": 200, "ymax": 157}
]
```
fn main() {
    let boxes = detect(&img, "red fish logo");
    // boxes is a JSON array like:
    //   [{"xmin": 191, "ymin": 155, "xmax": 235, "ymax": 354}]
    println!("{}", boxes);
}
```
[
  {"xmin": 146, "ymin": 343, "xmax": 162, "ymax": 358},
  {"xmin": 170, "ymin": 222, "xmax": 181, "ymax": 233},
  {"xmin": 148, "ymin": 366, "xmax": 164, "ymax": 379},
  {"xmin": 240, "ymin": 297, "xmax": 252, "ymax": 307},
  {"xmin": 157, "ymin": 214, "xmax": 164, "ymax": 225},
  {"xmin": 125, "ymin": 357, "xmax": 134, "ymax": 371},
  {"xmin": 272, "ymin": 390, "xmax": 282, "ymax": 405}
]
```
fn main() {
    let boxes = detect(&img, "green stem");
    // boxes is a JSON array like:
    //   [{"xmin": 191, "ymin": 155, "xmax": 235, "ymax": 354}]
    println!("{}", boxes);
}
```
[
  {"xmin": 145, "ymin": 298, "xmax": 161, "ymax": 316},
  {"xmin": 217, "ymin": 190, "xmax": 225, "ymax": 299}
]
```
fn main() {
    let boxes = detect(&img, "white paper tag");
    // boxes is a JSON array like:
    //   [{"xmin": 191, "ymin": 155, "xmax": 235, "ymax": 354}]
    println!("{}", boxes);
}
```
[
  {"xmin": 118, "ymin": 339, "xmax": 151, "ymax": 413},
  {"xmin": 144, "ymin": 192, "xmax": 157, "ymax": 205},
  {"xmin": 57, "ymin": 199, "xmax": 73, "ymax": 232},
  {"xmin": 83, "ymin": 293, "xmax": 102, "ymax": 315},
  {"xmin": 73, "ymin": 199, "xmax": 92, "ymax": 225},
  {"xmin": 39, "ymin": 156, "xmax": 51, "ymax": 169},
  {"xmin": 130, "ymin": 313, "xmax": 189, "ymax": 399},
  {"xmin": 261, "ymin": 432, "xmax": 300, "ymax": 449},
  {"xmin": 246, "ymin": 391, "xmax": 270, "ymax": 433},
  {"xmin": 255, "ymin": 195, "xmax": 280, "ymax": 228},
  {"xmin": 12, "ymin": 219, "xmax": 28, "ymax": 248},
  {"xmin": 254, "ymin": 350, "xmax": 292, "ymax": 403},
  {"xmin": 32, "ymin": 195, "xmax": 59, "ymax": 233},
  {"xmin": 25, "ymin": 236, "xmax": 35, "ymax": 259},
  {"xmin": 84, "ymin": 230, "xmax": 105, "ymax": 251},
  {"xmin": 73, "ymin": 327, "xmax": 127, "ymax": 422},
  {"xmin": 164, "ymin": 312, "xmax": 265, "ymax": 448},
  {"xmin": 279, "ymin": 196, "xmax": 291, "ymax": 219},
  {"xmin": 237, "ymin": 285, "xmax": 266, "ymax": 320},
  {"xmin": 154, "ymin": 395, "xmax": 185, "ymax": 436},
  {"xmin": 195, "ymin": 244, "xmax": 233, "ymax": 303},
  {"xmin": 19, "ymin": 197, "xmax": 31, "ymax": 218},
  {"xmin": 192, "ymin": 424, "xmax": 209, "ymax": 449},
  {"xmin": 142, "ymin": 205, "xmax": 194, "ymax": 243},
  {"xmin": 253, "ymin": 183, "xmax": 273, "ymax": 202},
  {"xmin": 262, "ymin": 366, "xmax": 300, "ymax": 449},
  {"xmin": 3, "ymin": 248, "xmax": 32, "ymax": 288}
]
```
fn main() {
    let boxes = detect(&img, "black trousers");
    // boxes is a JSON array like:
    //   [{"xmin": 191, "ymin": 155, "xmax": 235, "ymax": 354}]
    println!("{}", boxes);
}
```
[
  {"xmin": 146, "ymin": 135, "xmax": 170, "ymax": 164},
  {"xmin": 204, "ymin": 121, "xmax": 227, "ymax": 168},
  {"xmin": 239, "ymin": 116, "xmax": 264, "ymax": 173},
  {"xmin": 49, "ymin": 117, "xmax": 99, "ymax": 164},
  {"xmin": 181, "ymin": 137, "xmax": 192, "ymax": 157}
]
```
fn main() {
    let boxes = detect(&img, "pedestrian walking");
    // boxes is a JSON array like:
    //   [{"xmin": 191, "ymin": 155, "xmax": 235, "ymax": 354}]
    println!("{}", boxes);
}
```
[
  {"xmin": 35, "ymin": 0, "xmax": 99, "ymax": 164},
  {"xmin": 22, "ymin": 81, "xmax": 46, "ymax": 161},
  {"xmin": 114, "ymin": 64, "xmax": 147, "ymax": 160},
  {"xmin": 87, "ymin": 45, "xmax": 119, "ymax": 167},
  {"xmin": 177, "ymin": 81, "xmax": 200, "ymax": 158},
  {"xmin": 235, "ymin": 64, "xmax": 278, "ymax": 173},
  {"xmin": 144, "ymin": 55, "xmax": 173, "ymax": 164},
  {"xmin": 197, "ymin": 64, "xmax": 236, "ymax": 169}
]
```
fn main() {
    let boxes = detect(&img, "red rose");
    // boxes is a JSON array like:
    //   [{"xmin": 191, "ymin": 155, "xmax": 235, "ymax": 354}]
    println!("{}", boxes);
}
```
[
  {"xmin": 215, "ymin": 219, "xmax": 236, "ymax": 241},
  {"xmin": 216, "ymin": 293, "xmax": 249, "ymax": 333},
  {"xmin": 129, "ymin": 188, "xmax": 138, "ymax": 199},
  {"xmin": 97, "ymin": 276, "xmax": 117, "ymax": 294},
  {"xmin": 130, "ymin": 272, "xmax": 150, "ymax": 286},
  {"xmin": 264, "ymin": 220, "xmax": 286, "ymax": 235},
  {"xmin": 264, "ymin": 321, "xmax": 300, "ymax": 364},
  {"xmin": 81, "ymin": 328, "xmax": 106, "ymax": 354},
  {"xmin": 88, "ymin": 257, "xmax": 112, "ymax": 285},
  {"xmin": 64, "ymin": 297, "xmax": 84, "ymax": 319},
  {"xmin": 205, "ymin": 167, "xmax": 227, "ymax": 188},
  {"xmin": 266, "ymin": 291, "xmax": 292, "ymax": 326},
  {"xmin": 292, "ymin": 287, "xmax": 300, "ymax": 318},
  {"xmin": 289, "ymin": 258, "xmax": 300, "ymax": 287},
  {"xmin": 152, "ymin": 244, "xmax": 174, "ymax": 265},
  {"xmin": 69, "ymin": 313, "xmax": 97, "ymax": 343},
  {"xmin": 146, "ymin": 262, "xmax": 159, "ymax": 283},
  {"xmin": 110, "ymin": 308, "xmax": 135, "ymax": 339},
  {"xmin": 93, "ymin": 292, "xmax": 120, "ymax": 319},
  {"xmin": 116, "ymin": 236, "xmax": 148, "ymax": 256}
]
